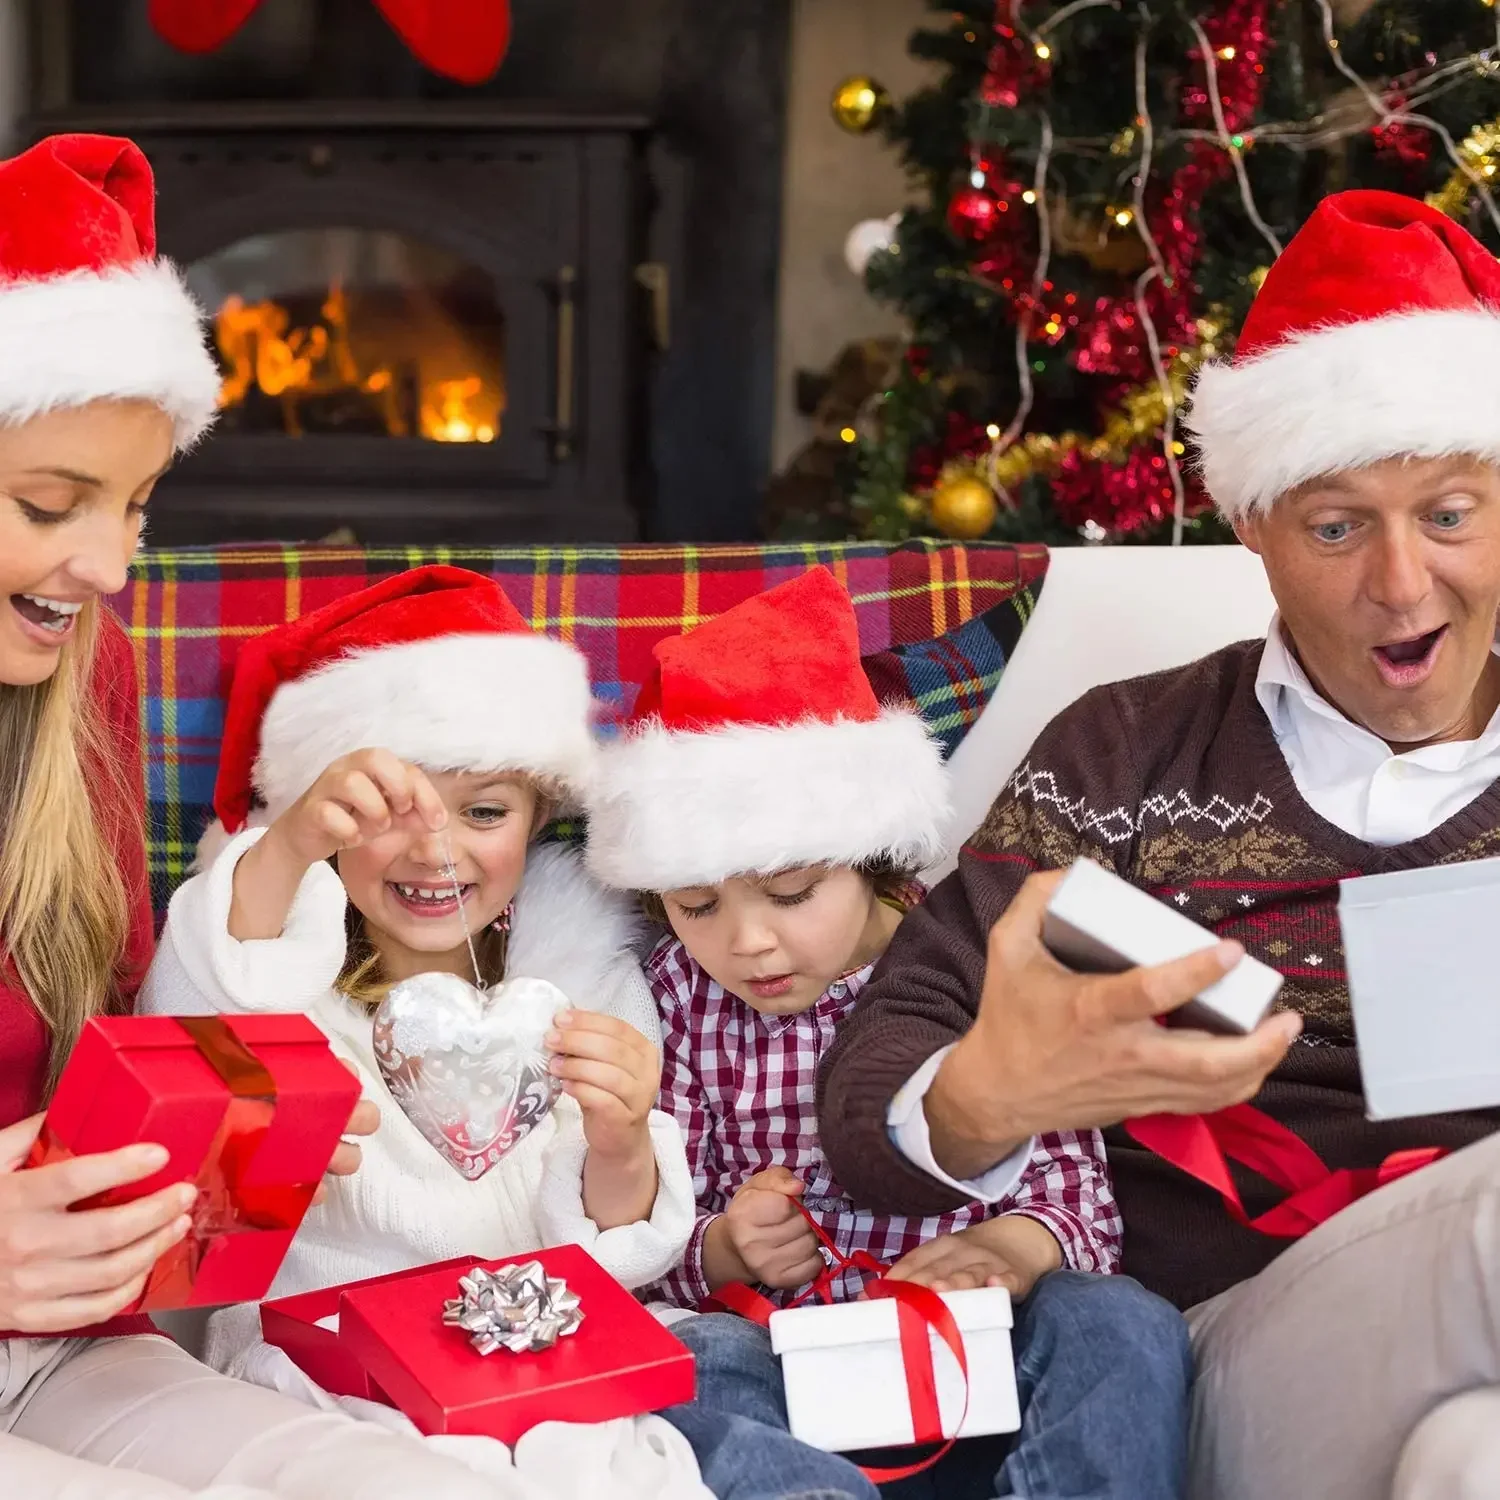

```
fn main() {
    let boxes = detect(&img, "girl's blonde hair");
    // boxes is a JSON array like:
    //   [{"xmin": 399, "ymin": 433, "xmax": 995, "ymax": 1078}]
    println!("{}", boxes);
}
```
[
  {"xmin": 334, "ymin": 776, "xmax": 558, "ymax": 1008},
  {"xmin": 0, "ymin": 602, "xmax": 134, "ymax": 1094}
]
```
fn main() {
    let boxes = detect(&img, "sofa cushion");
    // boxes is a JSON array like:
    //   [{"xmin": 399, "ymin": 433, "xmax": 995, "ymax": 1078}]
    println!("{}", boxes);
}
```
[{"xmin": 110, "ymin": 540, "xmax": 1047, "ymax": 918}]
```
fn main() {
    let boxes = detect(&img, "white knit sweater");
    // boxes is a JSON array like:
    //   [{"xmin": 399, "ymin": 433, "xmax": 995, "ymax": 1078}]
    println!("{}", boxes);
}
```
[{"xmin": 140, "ymin": 831, "xmax": 695, "ymax": 1377}]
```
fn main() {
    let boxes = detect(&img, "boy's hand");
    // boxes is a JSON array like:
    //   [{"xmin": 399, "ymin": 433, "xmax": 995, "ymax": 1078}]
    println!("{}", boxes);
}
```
[
  {"xmin": 879, "ymin": 1214, "xmax": 1063, "ymax": 1301},
  {"xmin": 714, "ymin": 1168, "xmax": 824, "ymax": 1290},
  {"xmin": 547, "ymin": 1011, "xmax": 659, "ymax": 1160},
  {"xmin": 268, "ymin": 749, "xmax": 448, "ymax": 868}
]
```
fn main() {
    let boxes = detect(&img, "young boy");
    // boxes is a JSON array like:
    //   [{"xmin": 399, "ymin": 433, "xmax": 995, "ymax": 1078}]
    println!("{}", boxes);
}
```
[{"xmin": 587, "ymin": 567, "xmax": 1191, "ymax": 1500}]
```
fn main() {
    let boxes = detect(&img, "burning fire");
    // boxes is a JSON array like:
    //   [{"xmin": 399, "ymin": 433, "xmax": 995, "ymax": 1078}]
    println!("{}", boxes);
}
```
[{"xmin": 213, "ymin": 283, "xmax": 502, "ymax": 443}]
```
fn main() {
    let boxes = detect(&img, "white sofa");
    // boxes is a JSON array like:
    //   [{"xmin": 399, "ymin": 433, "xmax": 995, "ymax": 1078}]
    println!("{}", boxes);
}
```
[{"xmin": 938, "ymin": 544, "xmax": 1276, "ymax": 876}]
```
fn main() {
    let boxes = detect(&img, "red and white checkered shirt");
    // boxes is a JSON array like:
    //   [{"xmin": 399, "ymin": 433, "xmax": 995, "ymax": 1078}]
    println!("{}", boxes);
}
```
[{"xmin": 647, "ymin": 934, "xmax": 1122, "ymax": 1309}]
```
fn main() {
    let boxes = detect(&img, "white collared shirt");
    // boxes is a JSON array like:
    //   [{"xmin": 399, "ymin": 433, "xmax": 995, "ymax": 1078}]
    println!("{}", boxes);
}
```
[
  {"xmin": 890, "ymin": 616, "xmax": 1500, "ymax": 1200},
  {"xmin": 1256, "ymin": 615, "xmax": 1500, "ymax": 846}
]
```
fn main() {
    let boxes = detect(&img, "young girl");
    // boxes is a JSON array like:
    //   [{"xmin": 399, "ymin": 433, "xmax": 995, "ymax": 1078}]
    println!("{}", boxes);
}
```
[
  {"xmin": 586, "ymin": 567, "xmax": 1191, "ymax": 1500},
  {"xmin": 142, "ymin": 564, "xmax": 696, "ymax": 1386}
]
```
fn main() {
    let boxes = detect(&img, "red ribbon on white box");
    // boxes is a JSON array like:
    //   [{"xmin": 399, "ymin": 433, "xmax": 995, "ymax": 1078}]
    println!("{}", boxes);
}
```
[{"xmin": 705, "ymin": 1204, "xmax": 969, "ymax": 1483}]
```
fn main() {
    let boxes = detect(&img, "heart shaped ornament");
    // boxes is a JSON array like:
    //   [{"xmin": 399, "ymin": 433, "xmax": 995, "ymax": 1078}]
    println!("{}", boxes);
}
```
[{"xmin": 373, "ymin": 972, "xmax": 569, "ymax": 1180}]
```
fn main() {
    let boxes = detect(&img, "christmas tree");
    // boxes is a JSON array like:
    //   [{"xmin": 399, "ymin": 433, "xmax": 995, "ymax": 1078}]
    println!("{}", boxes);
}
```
[{"xmin": 825, "ymin": 0, "xmax": 1500, "ymax": 546}]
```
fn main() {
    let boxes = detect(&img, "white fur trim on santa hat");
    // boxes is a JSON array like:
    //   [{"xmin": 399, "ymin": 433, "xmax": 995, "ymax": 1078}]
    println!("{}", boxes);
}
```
[
  {"xmin": 0, "ymin": 262, "xmax": 219, "ymax": 448},
  {"xmin": 254, "ymin": 632, "xmax": 596, "ymax": 822},
  {"xmin": 1186, "ymin": 308, "xmax": 1500, "ymax": 523},
  {"xmin": 585, "ymin": 708, "xmax": 951, "ymax": 892}
]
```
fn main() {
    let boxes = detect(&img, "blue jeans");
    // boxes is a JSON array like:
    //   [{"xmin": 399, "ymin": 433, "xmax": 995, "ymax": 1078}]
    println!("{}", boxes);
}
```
[{"xmin": 660, "ymin": 1271, "xmax": 1191, "ymax": 1500}]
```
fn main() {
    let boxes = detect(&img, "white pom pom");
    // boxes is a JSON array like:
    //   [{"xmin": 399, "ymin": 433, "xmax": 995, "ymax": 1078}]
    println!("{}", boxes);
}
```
[{"xmin": 844, "ymin": 213, "xmax": 901, "ymax": 277}]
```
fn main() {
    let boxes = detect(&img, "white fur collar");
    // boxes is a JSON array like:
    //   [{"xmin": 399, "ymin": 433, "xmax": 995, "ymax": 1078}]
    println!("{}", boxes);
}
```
[{"xmin": 506, "ymin": 842, "xmax": 647, "ymax": 1005}]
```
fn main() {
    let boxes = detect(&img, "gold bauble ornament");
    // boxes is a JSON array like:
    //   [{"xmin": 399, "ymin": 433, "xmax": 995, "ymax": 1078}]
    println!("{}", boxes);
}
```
[
  {"xmin": 830, "ymin": 76, "xmax": 890, "ymax": 134},
  {"xmin": 929, "ymin": 473, "xmax": 999, "ymax": 539}
]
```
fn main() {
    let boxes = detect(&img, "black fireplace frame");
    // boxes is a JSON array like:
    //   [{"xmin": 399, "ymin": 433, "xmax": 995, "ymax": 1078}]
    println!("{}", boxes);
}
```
[{"xmin": 26, "ymin": 102, "xmax": 655, "ymax": 547}]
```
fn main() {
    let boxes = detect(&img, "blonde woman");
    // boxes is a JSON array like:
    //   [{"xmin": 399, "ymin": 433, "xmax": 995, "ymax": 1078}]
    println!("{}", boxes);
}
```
[{"xmin": 0, "ymin": 132, "xmax": 570, "ymax": 1500}]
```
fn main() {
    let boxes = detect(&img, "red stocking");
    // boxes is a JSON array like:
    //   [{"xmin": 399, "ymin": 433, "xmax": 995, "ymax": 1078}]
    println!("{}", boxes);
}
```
[
  {"xmin": 371, "ymin": 0, "xmax": 512, "ymax": 85},
  {"xmin": 149, "ymin": 0, "xmax": 513, "ymax": 85},
  {"xmin": 148, "ymin": 0, "xmax": 265, "ymax": 54}
]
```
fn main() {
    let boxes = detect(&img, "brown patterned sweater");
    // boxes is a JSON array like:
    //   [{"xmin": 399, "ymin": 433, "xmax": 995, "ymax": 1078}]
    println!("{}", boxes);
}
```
[{"xmin": 817, "ymin": 639, "xmax": 1500, "ymax": 1310}]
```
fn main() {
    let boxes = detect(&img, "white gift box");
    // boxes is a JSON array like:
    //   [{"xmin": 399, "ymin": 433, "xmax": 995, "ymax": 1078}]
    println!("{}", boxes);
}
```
[
  {"xmin": 768, "ymin": 1287, "xmax": 1019, "ymax": 1453},
  {"xmin": 1043, "ymin": 858, "xmax": 1283, "ymax": 1035},
  {"xmin": 1340, "ymin": 857, "xmax": 1500, "ymax": 1120}
]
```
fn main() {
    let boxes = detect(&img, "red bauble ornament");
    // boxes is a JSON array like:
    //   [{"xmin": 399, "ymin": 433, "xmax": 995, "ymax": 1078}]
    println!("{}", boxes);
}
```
[
  {"xmin": 149, "ymin": 0, "xmax": 512, "ymax": 85},
  {"xmin": 947, "ymin": 184, "xmax": 1007, "ymax": 241},
  {"xmin": 1372, "ymin": 95, "xmax": 1432, "ymax": 169}
]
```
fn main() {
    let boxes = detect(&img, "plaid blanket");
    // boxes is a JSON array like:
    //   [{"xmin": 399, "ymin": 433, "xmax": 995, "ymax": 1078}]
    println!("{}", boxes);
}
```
[{"xmin": 110, "ymin": 540, "xmax": 1048, "ymax": 918}]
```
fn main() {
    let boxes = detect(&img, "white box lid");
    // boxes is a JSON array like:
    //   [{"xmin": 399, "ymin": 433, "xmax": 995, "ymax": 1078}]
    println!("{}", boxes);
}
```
[
  {"xmin": 768, "ymin": 1286, "xmax": 1013, "ymax": 1355},
  {"xmin": 1044, "ymin": 857, "xmax": 1282, "ymax": 1034},
  {"xmin": 1340, "ymin": 857, "xmax": 1500, "ymax": 1119}
]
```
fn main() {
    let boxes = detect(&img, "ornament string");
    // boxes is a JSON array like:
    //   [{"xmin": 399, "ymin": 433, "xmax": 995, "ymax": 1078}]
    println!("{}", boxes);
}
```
[
  {"xmin": 439, "ymin": 828, "xmax": 484, "ymax": 989},
  {"xmin": 1188, "ymin": 17, "xmax": 1284, "ymax": 260},
  {"xmin": 986, "ymin": 111, "xmax": 1054, "ymax": 506}
]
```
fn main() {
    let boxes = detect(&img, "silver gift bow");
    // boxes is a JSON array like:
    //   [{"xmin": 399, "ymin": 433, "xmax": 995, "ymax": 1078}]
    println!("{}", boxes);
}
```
[{"xmin": 442, "ymin": 1263, "xmax": 584, "ymax": 1356}]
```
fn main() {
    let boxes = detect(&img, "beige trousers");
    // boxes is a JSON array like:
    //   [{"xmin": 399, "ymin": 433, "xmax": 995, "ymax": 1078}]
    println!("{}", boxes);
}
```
[
  {"xmin": 1187, "ymin": 1129, "xmax": 1500, "ymax": 1500},
  {"xmin": 0, "ymin": 1333, "xmax": 521, "ymax": 1498}
]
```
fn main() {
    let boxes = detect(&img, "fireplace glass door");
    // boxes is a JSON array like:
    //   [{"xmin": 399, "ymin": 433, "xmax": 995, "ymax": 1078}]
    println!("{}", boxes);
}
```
[{"xmin": 186, "ymin": 229, "xmax": 507, "ymax": 446}]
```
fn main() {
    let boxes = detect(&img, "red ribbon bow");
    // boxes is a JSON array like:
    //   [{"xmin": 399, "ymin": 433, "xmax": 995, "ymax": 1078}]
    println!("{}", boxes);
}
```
[
  {"xmin": 1123, "ymin": 1103, "xmax": 1444, "ymax": 1237},
  {"xmin": 705, "ymin": 1203, "xmax": 971, "ymax": 1483}
]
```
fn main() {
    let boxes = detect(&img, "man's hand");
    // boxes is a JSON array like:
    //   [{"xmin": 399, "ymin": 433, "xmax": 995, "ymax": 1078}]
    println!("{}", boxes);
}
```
[
  {"xmin": 878, "ymin": 1215, "xmax": 1063, "ymax": 1301},
  {"xmin": 703, "ymin": 1168, "xmax": 824, "ymax": 1292},
  {"xmin": 926, "ymin": 870, "xmax": 1302, "ymax": 1181}
]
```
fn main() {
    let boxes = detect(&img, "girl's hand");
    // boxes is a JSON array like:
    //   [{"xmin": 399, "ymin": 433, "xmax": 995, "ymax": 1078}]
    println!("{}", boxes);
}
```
[
  {"xmin": 231, "ymin": 750, "xmax": 447, "ymax": 941},
  {"xmin": 546, "ymin": 1011, "xmax": 659, "ymax": 1160},
  {"xmin": 0, "ymin": 1115, "xmax": 197, "ymax": 1333},
  {"xmin": 878, "ymin": 1214, "xmax": 1063, "ymax": 1301},
  {"xmin": 268, "ymin": 749, "xmax": 448, "ymax": 867}
]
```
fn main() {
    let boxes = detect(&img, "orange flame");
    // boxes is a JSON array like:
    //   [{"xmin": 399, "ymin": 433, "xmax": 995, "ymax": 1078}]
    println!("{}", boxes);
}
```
[{"xmin": 212, "ymin": 284, "xmax": 500, "ymax": 443}]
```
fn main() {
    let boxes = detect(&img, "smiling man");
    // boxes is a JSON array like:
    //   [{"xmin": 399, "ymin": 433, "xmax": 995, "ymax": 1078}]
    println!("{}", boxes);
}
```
[{"xmin": 817, "ymin": 190, "xmax": 1500, "ymax": 1500}]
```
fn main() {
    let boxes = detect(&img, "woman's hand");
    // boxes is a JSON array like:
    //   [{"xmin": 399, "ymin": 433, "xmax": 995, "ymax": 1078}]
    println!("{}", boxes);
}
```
[
  {"xmin": 0, "ymin": 1115, "xmax": 195, "ymax": 1333},
  {"xmin": 312, "ymin": 1086, "xmax": 380, "ymax": 1206},
  {"xmin": 878, "ymin": 1214, "xmax": 1063, "ymax": 1301},
  {"xmin": 230, "ymin": 749, "xmax": 447, "ymax": 940},
  {"xmin": 549, "ymin": 1011, "xmax": 661, "ymax": 1229}
]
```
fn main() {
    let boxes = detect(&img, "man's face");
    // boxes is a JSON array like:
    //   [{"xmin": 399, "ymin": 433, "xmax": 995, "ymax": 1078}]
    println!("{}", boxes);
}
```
[{"xmin": 1237, "ymin": 457, "xmax": 1500, "ymax": 748}]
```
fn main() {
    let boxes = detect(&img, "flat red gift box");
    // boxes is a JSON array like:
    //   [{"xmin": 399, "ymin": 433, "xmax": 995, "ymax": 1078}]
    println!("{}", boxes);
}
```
[
  {"xmin": 28, "ymin": 1013, "xmax": 360, "ymax": 1311},
  {"xmin": 338, "ymin": 1244, "xmax": 697, "ymax": 1443},
  {"xmin": 261, "ymin": 1256, "xmax": 480, "ymax": 1402}
]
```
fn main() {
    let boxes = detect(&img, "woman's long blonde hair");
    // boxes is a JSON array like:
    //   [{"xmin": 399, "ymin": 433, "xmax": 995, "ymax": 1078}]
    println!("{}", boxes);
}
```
[{"xmin": 0, "ymin": 601, "xmax": 133, "ymax": 1094}]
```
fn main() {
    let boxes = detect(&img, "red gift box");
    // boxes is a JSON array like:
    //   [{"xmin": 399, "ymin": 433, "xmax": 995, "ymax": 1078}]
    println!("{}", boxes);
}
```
[
  {"xmin": 28, "ymin": 1014, "xmax": 360, "ymax": 1312},
  {"xmin": 338, "ymin": 1244, "xmax": 696, "ymax": 1443},
  {"xmin": 261, "ymin": 1257, "xmax": 481, "ymax": 1402}
]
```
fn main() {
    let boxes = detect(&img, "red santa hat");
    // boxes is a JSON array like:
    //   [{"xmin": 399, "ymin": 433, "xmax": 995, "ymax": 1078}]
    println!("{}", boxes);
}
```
[
  {"xmin": 585, "ymin": 566, "xmax": 950, "ymax": 892},
  {"xmin": 204, "ymin": 565, "xmax": 594, "ymax": 858},
  {"xmin": 0, "ymin": 134, "xmax": 219, "ymax": 447},
  {"xmin": 1186, "ymin": 189, "xmax": 1500, "ymax": 522}
]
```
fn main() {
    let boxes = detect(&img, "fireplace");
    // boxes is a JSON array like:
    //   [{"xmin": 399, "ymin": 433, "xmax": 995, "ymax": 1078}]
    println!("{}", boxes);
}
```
[{"xmin": 31, "ymin": 103, "xmax": 654, "ymax": 546}]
